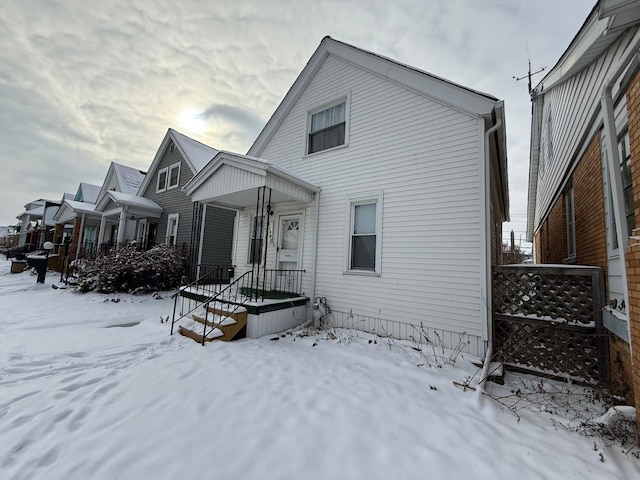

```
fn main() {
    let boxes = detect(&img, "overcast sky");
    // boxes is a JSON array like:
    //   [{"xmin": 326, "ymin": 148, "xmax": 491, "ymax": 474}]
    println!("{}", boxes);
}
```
[{"xmin": 0, "ymin": 0, "xmax": 596, "ymax": 250}]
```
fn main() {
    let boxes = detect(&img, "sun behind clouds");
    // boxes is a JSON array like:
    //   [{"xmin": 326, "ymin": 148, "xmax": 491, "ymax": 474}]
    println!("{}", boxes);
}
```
[{"xmin": 178, "ymin": 109, "xmax": 206, "ymax": 136}]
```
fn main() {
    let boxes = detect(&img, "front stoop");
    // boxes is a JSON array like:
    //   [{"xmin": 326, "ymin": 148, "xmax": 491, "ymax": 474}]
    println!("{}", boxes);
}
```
[{"xmin": 178, "ymin": 306, "xmax": 248, "ymax": 343}]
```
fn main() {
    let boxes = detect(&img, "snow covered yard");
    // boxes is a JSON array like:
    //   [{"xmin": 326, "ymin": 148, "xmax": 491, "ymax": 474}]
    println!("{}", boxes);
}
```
[{"xmin": 1, "ymin": 258, "xmax": 639, "ymax": 480}]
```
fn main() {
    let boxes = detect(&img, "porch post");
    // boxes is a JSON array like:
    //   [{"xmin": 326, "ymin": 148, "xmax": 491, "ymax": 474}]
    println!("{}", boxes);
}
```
[
  {"xmin": 116, "ymin": 208, "xmax": 127, "ymax": 246},
  {"xmin": 75, "ymin": 213, "xmax": 86, "ymax": 259},
  {"xmin": 98, "ymin": 214, "xmax": 107, "ymax": 244}
]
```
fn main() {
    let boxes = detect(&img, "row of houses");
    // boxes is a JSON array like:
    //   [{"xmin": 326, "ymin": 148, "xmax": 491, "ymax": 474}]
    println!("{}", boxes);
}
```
[
  {"xmin": 7, "ymin": 1, "xmax": 640, "ymax": 439},
  {"xmin": 9, "ymin": 36, "xmax": 508, "ymax": 360}
]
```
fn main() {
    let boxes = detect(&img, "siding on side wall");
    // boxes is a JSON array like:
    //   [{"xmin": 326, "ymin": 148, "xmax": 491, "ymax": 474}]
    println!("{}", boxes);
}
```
[
  {"xmin": 534, "ymin": 28, "xmax": 640, "ymax": 233},
  {"xmin": 140, "ymin": 143, "xmax": 196, "ymax": 250},
  {"xmin": 255, "ymin": 54, "xmax": 487, "ymax": 343}
]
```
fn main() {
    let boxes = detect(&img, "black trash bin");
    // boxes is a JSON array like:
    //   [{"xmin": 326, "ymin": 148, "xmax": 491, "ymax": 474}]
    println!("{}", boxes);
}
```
[{"xmin": 26, "ymin": 256, "xmax": 49, "ymax": 283}]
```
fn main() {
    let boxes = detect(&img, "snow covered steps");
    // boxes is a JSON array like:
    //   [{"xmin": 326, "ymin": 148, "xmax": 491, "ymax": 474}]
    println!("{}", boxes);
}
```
[{"xmin": 178, "ymin": 305, "xmax": 248, "ymax": 343}]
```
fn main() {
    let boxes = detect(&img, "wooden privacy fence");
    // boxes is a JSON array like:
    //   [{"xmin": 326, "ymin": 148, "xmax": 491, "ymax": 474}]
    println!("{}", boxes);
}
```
[{"xmin": 492, "ymin": 265, "xmax": 610, "ymax": 385}]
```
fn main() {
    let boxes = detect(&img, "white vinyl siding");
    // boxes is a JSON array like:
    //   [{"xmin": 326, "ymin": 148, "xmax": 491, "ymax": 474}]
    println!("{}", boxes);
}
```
[
  {"xmin": 253, "ymin": 54, "xmax": 485, "ymax": 348},
  {"xmin": 533, "ymin": 28, "xmax": 639, "ymax": 231}
]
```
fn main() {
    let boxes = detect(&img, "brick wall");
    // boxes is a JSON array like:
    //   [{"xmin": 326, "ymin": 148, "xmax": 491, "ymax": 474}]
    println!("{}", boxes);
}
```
[
  {"xmin": 574, "ymin": 135, "xmax": 608, "ymax": 270},
  {"xmin": 540, "ymin": 193, "xmax": 567, "ymax": 263}
]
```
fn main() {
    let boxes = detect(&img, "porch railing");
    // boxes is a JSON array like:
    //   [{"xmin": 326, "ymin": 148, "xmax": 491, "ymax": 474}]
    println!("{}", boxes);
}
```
[
  {"xmin": 492, "ymin": 264, "xmax": 609, "ymax": 385},
  {"xmin": 170, "ymin": 268, "xmax": 307, "ymax": 340},
  {"xmin": 244, "ymin": 269, "xmax": 306, "ymax": 301},
  {"xmin": 170, "ymin": 271, "xmax": 252, "ymax": 339}
]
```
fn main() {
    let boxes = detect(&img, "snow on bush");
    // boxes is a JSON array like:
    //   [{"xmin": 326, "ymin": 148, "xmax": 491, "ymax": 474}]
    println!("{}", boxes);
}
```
[{"xmin": 75, "ymin": 244, "xmax": 185, "ymax": 293}]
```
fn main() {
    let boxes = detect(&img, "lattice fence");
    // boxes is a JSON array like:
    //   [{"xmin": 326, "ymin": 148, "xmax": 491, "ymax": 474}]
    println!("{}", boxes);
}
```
[{"xmin": 492, "ymin": 265, "xmax": 609, "ymax": 385}]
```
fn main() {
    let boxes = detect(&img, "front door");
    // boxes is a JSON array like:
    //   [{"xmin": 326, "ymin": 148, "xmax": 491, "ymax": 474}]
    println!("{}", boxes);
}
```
[{"xmin": 277, "ymin": 214, "xmax": 301, "ymax": 271}]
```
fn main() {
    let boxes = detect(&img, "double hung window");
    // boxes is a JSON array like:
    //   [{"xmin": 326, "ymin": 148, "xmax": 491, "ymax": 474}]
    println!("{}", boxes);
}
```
[
  {"xmin": 346, "ymin": 192, "xmax": 382, "ymax": 274},
  {"xmin": 308, "ymin": 100, "xmax": 347, "ymax": 154}
]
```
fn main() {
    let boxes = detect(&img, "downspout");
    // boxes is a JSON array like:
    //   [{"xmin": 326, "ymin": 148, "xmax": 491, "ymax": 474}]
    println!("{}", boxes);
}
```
[
  {"xmin": 75, "ymin": 213, "xmax": 86, "ymax": 259},
  {"xmin": 478, "ymin": 115, "xmax": 502, "ymax": 392},
  {"xmin": 601, "ymin": 36, "xmax": 640, "ymax": 343}
]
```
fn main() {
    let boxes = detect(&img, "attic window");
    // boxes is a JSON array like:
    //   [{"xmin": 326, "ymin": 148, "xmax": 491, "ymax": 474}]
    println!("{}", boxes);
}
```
[
  {"xmin": 169, "ymin": 142, "xmax": 175, "ymax": 153},
  {"xmin": 168, "ymin": 162, "xmax": 180, "ymax": 190},
  {"xmin": 157, "ymin": 167, "xmax": 168, "ymax": 193},
  {"xmin": 307, "ymin": 96, "xmax": 349, "ymax": 154}
]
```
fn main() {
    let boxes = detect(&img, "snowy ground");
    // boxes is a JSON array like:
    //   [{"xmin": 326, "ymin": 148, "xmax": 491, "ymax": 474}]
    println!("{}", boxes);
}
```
[{"xmin": 1, "ymin": 257, "xmax": 639, "ymax": 480}]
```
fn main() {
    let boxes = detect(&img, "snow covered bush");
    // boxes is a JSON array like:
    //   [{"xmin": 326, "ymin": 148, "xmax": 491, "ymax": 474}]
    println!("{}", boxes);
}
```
[{"xmin": 75, "ymin": 244, "xmax": 186, "ymax": 293}]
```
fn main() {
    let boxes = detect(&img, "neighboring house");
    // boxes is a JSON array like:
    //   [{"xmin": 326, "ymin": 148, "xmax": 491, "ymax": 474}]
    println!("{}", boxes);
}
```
[
  {"xmin": 52, "ymin": 182, "xmax": 102, "ymax": 259},
  {"xmin": 135, "ymin": 128, "xmax": 235, "ymax": 274},
  {"xmin": 94, "ymin": 162, "xmax": 156, "ymax": 247},
  {"xmin": 184, "ymin": 36, "xmax": 508, "ymax": 355},
  {"xmin": 526, "ymin": 2, "xmax": 640, "ymax": 420},
  {"xmin": 15, "ymin": 199, "xmax": 61, "ymax": 249}
]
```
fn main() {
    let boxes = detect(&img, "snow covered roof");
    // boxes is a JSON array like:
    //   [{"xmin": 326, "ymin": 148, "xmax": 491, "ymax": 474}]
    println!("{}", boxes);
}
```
[
  {"xmin": 75, "ymin": 182, "xmax": 101, "ymax": 203},
  {"xmin": 170, "ymin": 128, "xmax": 218, "ymax": 172},
  {"xmin": 113, "ymin": 162, "xmax": 146, "ymax": 195},
  {"xmin": 105, "ymin": 191, "xmax": 162, "ymax": 215},
  {"xmin": 95, "ymin": 162, "xmax": 146, "ymax": 207},
  {"xmin": 53, "ymin": 200, "xmax": 100, "ymax": 224},
  {"xmin": 137, "ymin": 128, "xmax": 219, "ymax": 196},
  {"xmin": 17, "ymin": 205, "xmax": 45, "ymax": 220}
]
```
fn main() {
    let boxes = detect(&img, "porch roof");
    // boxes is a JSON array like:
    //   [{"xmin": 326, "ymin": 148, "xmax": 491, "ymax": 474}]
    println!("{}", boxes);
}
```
[
  {"xmin": 53, "ymin": 200, "xmax": 100, "ymax": 224},
  {"xmin": 96, "ymin": 191, "xmax": 162, "ymax": 218},
  {"xmin": 184, "ymin": 151, "xmax": 319, "ymax": 209}
]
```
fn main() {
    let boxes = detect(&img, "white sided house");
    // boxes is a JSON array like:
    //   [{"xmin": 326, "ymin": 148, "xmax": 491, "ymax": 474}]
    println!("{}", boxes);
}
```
[{"xmin": 184, "ymin": 37, "xmax": 508, "ymax": 355}]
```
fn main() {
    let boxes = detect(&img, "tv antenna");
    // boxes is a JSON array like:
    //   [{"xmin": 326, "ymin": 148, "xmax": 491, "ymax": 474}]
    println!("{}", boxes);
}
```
[{"xmin": 514, "ymin": 58, "xmax": 546, "ymax": 94}]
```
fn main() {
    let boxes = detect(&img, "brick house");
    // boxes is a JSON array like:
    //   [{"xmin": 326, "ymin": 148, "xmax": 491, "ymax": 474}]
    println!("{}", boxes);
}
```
[{"xmin": 526, "ymin": 0, "xmax": 640, "ymax": 431}]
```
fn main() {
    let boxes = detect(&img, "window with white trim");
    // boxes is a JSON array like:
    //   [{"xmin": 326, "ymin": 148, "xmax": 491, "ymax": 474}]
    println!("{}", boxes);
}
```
[
  {"xmin": 166, "ymin": 213, "xmax": 179, "ymax": 245},
  {"xmin": 168, "ymin": 162, "xmax": 181, "ymax": 190},
  {"xmin": 346, "ymin": 192, "xmax": 382, "ymax": 274},
  {"xmin": 157, "ymin": 167, "xmax": 168, "ymax": 193},
  {"xmin": 566, "ymin": 187, "xmax": 575, "ymax": 258},
  {"xmin": 308, "ymin": 99, "xmax": 347, "ymax": 154}
]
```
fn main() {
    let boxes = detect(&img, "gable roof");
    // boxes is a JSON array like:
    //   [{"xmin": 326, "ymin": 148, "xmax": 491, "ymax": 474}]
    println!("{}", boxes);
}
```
[
  {"xmin": 53, "ymin": 200, "xmax": 99, "ymax": 224},
  {"xmin": 74, "ymin": 182, "xmax": 101, "ymax": 203},
  {"xmin": 95, "ymin": 190, "xmax": 162, "ymax": 218},
  {"xmin": 183, "ymin": 150, "xmax": 319, "ymax": 208},
  {"xmin": 113, "ymin": 162, "xmax": 146, "ymax": 195},
  {"xmin": 137, "ymin": 128, "xmax": 219, "ymax": 195},
  {"xmin": 95, "ymin": 161, "xmax": 146, "ymax": 207},
  {"xmin": 248, "ymin": 36, "xmax": 500, "ymax": 157}
]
